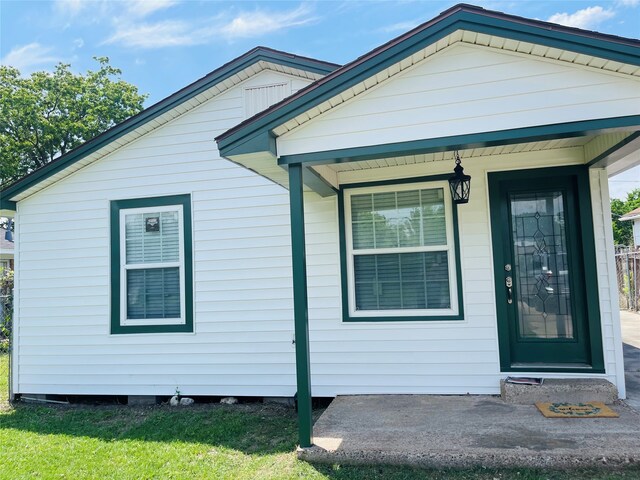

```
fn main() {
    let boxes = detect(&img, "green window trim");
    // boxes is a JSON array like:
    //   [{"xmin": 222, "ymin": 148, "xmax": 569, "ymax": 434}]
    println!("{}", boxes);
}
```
[
  {"xmin": 338, "ymin": 175, "xmax": 465, "ymax": 322},
  {"xmin": 110, "ymin": 194, "xmax": 194, "ymax": 334}
]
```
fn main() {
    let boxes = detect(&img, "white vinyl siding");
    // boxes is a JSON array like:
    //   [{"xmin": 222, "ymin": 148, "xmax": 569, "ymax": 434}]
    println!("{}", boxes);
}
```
[
  {"xmin": 344, "ymin": 182, "xmax": 458, "ymax": 317},
  {"xmin": 12, "ymin": 46, "xmax": 626, "ymax": 399},
  {"xmin": 120, "ymin": 205, "xmax": 185, "ymax": 326},
  {"xmin": 14, "ymin": 69, "xmax": 314, "ymax": 397},
  {"xmin": 244, "ymin": 82, "xmax": 291, "ymax": 118},
  {"xmin": 277, "ymin": 43, "xmax": 640, "ymax": 156}
]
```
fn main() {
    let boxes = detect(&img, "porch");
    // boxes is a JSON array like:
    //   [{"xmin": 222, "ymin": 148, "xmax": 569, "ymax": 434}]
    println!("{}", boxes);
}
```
[
  {"xmin": 300, "ymin": 311, "xmax": 640, "ymax": 468},
  {"xmin": 215, "ymin": 4, "xmax": 640, "ymax": 449}
]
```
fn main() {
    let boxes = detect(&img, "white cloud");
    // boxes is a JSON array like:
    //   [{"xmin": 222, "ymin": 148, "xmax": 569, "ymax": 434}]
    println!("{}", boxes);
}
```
[
  {"xmin": 103, "ymin": 20, "xmax": 207, "ymax": 48},
  {"xmin": 617, "ymin": 0, "xmax": 639, "ymax": 6},
  {"xmin": 219, "ymin": 5, "xmax": 317, "ymax": 39},
  {"xmin": 103, "ymin": 4, "xmax": 318, "ymax": 49},
  {"xmin": 379, "ymin": 20, "xmax": 422, "ymax": 34},
  {"xmin": 0, "ymin": 43, "xmax": 61, "ymax": 72},
  {"xmin": 53, "ymin": 0, "xmax": 87, "ymax": 17},
  {"xmin": 52, "ymin": 0, "xmax": 178, "ymax": 27},
  {"xmin": 127, "ymin": 0, "xmax": 179, "ymax": 18},
  {"xmin": 547, "ymin": 6, "xmax": 615, "ymax": 29},
  {"xmin": 73, "ymin": 38, "xmax": 84, "ymax": 49}
]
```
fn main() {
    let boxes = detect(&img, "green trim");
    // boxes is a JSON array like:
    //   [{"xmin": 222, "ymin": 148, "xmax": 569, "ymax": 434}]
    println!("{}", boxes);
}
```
[
  {"xmin": 288, "ymin": 164, "xmax": 313, "ymax": 448},
  {"xmin": 278, "ymin": 116, "xmax": 640, "ymax": 166},
  {"xmin": 587, "ymin": 131, "xmax": 640, "ymax": 168},
  {"xmin": 0, "ymin": 199, "xmax": 16, "ymax": 211},
  {"xmin": 110, "ymin": 194, "xmax": 193, "ymax": 335},
  {"xmin": 302, "ymin": 166, "xmax": 338, "ymax": 197},
  {"xmin": 1, "ymin": 48, "xmax": 338, "ymax": 204},
  {"xmin": 218, "ymin": 4, "xmax": 640, "ymax": 158},
  {"xmin": 488, "ymin": 166, "xmax": 604, "ymax": 373},
  {"xmin": 338, "ymin": 174, "xmax": 464, "ymax": 322}
]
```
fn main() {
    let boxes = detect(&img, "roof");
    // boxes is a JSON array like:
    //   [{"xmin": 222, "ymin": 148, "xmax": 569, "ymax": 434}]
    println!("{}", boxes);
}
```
[
  {"xmin": 619, "ymin": 207, "xmax": 640, "ymax": 221},
  {"xmin": 216, "ymin": 3, "xmax": 640, "ymax": 160},
  {"xmin": 0, "ymin": 47, "xmax": 339, "ymax": 210}
]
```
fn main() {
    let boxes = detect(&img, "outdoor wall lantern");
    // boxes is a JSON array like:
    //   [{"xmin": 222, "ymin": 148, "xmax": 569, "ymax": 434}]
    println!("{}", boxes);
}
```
[
  {"xmin": 4, "ymin": 219, "xmax": 13, "ymax": 242},
  {"xmin": 448, "ymin": 151, "xmax": 471, "ymax": 204}
]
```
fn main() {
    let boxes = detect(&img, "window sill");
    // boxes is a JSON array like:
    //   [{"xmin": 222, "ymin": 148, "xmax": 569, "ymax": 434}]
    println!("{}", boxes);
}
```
[
  {"xmin": 111, "ymin": 323, "xmax": 193, "ymax": 335},
  {"xmin": 343, "ymin": 314, "xmax": 464, "ymax": 322}
]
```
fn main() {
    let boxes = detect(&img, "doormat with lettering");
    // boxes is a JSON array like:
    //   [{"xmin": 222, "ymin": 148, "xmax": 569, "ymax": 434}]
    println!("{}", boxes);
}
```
[{"xmin": 536, "ymin": 402, "xmax": 619, "ymax": 418}]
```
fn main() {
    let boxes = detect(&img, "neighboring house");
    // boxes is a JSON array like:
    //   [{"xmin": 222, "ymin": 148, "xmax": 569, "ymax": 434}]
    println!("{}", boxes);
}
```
[
  {"xmin": 619, "ymin": 207, "xmax": 640, "ymax": 246},
  {"xmin": 1, "ymin": 4, "xmax": 640, "ymax": 446},
  {"xmin": 0, "ymin": 228, "xmax": 14, "ymax": 272}
]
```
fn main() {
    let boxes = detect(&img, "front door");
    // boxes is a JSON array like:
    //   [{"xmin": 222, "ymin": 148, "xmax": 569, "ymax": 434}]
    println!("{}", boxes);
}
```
[{"xmin": 488, "ymin": 167, "xmax": 604, "ymax": 372}]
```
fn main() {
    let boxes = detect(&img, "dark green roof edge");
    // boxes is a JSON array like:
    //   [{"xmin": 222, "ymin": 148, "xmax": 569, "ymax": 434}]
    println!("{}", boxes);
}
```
[
  {"xmin": 0, "ymin": 47, "xmax": 339, "ymax": 208},
  {"xmin": 216, "ymin": 3, "xmax": 640, "ymax": 158},
  {"xmin": 277, "ymin": 115, "xmax": 640, "ymax": 166}
]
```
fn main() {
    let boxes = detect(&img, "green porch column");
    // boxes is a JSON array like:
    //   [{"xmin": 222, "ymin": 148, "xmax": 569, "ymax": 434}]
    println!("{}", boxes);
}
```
[{"xmin": 288, "ymin": 163, "xmax": 313, "ymax": 448}]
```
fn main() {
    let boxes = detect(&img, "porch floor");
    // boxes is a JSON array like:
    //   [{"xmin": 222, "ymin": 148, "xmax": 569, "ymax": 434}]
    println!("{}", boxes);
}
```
[{"xmin": 299, "ymin": 312, "xmax": 640, "ymax": 469}]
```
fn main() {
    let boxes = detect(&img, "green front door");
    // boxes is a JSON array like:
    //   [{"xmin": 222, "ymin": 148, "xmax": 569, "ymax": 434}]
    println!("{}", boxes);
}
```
[{"xmin": 489, "ymin": 167, "xmax": 604, "ymax": 372}]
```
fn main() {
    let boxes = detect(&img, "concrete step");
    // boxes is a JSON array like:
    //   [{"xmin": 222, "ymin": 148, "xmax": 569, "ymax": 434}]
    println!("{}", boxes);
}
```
[{"xmin": 500, "ymin": 378, "xmax": 618, "ymax": 405}]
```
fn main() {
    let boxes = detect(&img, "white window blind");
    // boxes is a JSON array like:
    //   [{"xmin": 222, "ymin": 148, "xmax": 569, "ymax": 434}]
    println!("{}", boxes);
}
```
[
  {"xmin": 120, "ymin": 206, "xmax": 184, "ymax": 324},
  {"xmin": 345, "ymin": 183, "xmax": 458, "ymax": 318}
]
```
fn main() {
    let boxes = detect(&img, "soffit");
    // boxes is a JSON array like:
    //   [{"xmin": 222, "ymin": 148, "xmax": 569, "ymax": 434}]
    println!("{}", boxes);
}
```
[{"xmin": 322, "ymin": 137, "xmax": 592, "ymax": 174}]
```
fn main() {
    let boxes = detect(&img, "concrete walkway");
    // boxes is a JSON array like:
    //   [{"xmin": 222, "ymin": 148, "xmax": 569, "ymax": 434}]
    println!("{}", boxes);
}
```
[
  {"xmin": 621, "ymin": 310, "xmax": 640, "ymax": 410},
  {"xmin": 300, "ymin": 313, "xmax": 640, "ymax": 469}
]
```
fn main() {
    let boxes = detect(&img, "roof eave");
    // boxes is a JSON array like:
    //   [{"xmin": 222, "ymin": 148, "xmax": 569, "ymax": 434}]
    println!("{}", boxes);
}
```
[
  {"xmin": 216, "ymin": 4, "xmax": 640, "ymax": 159},
  {"xmin": 0, "ymin": 47, "xmax": 339, "ymax": 205}
]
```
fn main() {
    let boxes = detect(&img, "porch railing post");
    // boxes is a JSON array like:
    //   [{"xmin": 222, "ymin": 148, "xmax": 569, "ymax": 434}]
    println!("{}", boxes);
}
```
[{"xmin": 288, "ymin": 163, "xmax": 313, "ymax": 448}]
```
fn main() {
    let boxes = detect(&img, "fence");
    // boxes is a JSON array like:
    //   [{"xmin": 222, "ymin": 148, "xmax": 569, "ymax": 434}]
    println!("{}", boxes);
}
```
[{"xmin": 615, "ymin": 246, "xmax": 640, "ymax": 311}]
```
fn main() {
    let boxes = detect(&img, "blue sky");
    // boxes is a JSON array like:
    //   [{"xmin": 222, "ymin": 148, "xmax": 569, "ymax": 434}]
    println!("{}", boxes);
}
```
[{"xmin": 1, "ymin": 0, "xmax": 640, "ymax": 196}]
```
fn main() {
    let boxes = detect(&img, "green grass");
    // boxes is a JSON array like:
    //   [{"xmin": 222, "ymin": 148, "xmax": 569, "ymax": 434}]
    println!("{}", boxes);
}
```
[{"xmin": 0, "ymin": 353, "xmax": 638, "ymax": 479}]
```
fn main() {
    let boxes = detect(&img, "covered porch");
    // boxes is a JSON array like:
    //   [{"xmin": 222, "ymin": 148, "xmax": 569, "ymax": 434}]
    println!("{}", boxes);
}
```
[
  {"xmin": 282, "ymin": 130, "xmax": 639, "ymax": 447},
  {"xmin": 298, "ymin": 310, "xmax": 640, "ymax": 468},
  {"xmin": 215, "ymin": 3, "xmax": 640, "ymax": 449}
]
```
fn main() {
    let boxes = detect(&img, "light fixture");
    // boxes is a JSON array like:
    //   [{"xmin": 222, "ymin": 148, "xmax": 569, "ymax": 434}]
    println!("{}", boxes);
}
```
[
  {"xmin": 448, "ymin": 151, "xmax": 471, "ymax": 204},
  {"xmin": 4, "ymin": 219, "xmax": 13, "ymax": 242}
]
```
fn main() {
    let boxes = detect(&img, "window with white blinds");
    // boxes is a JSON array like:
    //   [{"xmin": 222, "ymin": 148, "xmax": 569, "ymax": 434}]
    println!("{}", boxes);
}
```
[
  {"xmin": 111, "ymin": 194, "xmax": 192, "ymax": 334},
  {"xmin": 120, "ymin": 205, "xmax": 185, "ymax": 326},
  {"xmin": 344, "ymin": 181, "xmax": 459, "ymax": 318}
]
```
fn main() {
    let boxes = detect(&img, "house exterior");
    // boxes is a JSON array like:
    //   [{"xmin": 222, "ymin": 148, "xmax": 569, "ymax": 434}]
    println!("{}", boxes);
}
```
[
  {"xmin": 619, "ymin": 206, "xmax": 640, "ymax": 246},
  {"xmin": 0, "ymin": 228, "xmax": 14, "ymax": 272},
  {"xmin": 1, "ymin": 4, "xmax": 639, "ymax": 447}
]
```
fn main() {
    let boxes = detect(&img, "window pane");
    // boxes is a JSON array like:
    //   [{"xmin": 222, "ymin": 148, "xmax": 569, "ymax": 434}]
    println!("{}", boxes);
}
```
[
  {"xmin": 126, "ymin": 211, "xmax": 180, "ymax": 264},
  {"xmin": 372, "ymin": 192, "xmax": 398, "ymax": 248},
  {"xmin": 354, "ymin": 252, "xmax": 450, "ymax": 311},
  {"xmin": 421, "ymin": 189, "xmax": 446, "ymax": 245},
  {"xmin": 397, "ymin": 190, "xmax": 421, "ymax": 247},
  {"xmin": 127, "ymin": 267, "xmax": 181, "ymax": 319},
  {"xmin": 350, "ymin": 188, "xmax": 446, "ymax": 250}
]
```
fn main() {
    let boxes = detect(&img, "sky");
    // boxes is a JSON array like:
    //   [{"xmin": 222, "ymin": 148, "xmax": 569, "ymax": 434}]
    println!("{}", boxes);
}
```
[{"xmin": 1, "ymin": 0, "xmax": 639, "ymax": 197}]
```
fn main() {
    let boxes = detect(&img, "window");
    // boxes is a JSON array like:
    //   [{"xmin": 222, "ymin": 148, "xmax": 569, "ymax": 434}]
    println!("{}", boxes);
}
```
[
  {"xmin": 110, "ymin": 195, "xmax": 193, "ymax": 334},
  {"xmin": 342, "ymin": 179, "xmax": 462, "ymax": 321}
]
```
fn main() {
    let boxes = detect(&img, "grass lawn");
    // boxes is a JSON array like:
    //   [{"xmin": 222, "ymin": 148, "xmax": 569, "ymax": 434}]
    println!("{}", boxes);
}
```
[{"xmin": 0, "ymin": 353, "xmax": 638, "ymax": 480}]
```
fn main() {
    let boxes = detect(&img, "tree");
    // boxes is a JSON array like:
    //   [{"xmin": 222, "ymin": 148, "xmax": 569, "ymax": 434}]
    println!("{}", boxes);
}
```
[
  {"xmin": 611, "ymin": 188, "xmax": 640, "ymax": 246},
  {"xmin": 0, "ymin": 57, "xmax": 147, "ymax": 185}
]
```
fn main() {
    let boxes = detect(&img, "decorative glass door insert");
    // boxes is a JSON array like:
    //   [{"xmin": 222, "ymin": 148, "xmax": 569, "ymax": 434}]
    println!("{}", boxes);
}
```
[{"xmin": 510, "ymin": 191, "xmax": 574, "ymax": 341}]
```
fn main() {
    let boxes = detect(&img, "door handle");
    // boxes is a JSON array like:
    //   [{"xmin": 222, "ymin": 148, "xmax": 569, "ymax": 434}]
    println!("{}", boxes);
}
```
[{"xmin": 506, "ymin": 276, "xmax": 513, "ymax": 304}]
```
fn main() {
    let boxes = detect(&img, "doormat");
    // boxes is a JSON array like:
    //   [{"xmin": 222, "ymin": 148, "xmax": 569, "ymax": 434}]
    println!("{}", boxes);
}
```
[{"xmin": 535, "ymin": 402, "xmax": 619, "ymax": 418}]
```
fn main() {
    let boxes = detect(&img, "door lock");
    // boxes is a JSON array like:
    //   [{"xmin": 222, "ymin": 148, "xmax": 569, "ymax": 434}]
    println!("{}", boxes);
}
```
[{"xmin": 506, "ymin": 276, "xmax": 513, "ymax": 304}]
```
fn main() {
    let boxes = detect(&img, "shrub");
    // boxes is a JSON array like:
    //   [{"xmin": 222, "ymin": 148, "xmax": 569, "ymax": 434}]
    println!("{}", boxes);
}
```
[{"xmin": 0, "ymin": 270, "xmax": 13, "ymax": 353}]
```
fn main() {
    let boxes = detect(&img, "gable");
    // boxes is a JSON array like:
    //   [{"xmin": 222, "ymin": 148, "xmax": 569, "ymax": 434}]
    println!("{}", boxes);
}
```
[
  {"xmin": 216, "ymin": 4, "xmax": 640, "ymax": 163},
  {"xmin": 0, "ymin": 48, "xmax": 338, "ymax": 209},
  {"xmin": 277, "ymin": 43, "xmax": 640, "ymax": 157}
]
